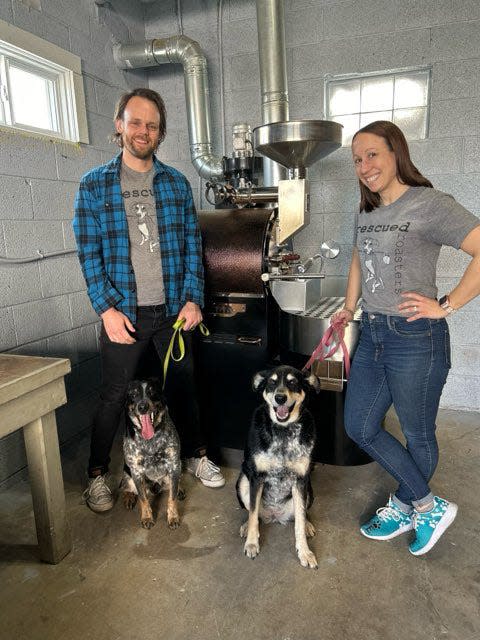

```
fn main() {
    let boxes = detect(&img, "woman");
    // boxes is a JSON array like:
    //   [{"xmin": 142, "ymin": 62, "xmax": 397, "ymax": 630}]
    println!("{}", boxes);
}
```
[{"xmin": 334, "ymin": 121, "xmax": 480, "ymax": 556}]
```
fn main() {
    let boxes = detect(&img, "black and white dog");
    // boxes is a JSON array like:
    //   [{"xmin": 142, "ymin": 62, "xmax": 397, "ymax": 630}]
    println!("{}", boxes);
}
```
[
  {"xmin": 236, "ymin": 365, "xmax": 320, "ymax": 568},
  {"xmin": 122, "ymin": 378, "xmax": 182, "ymax": 530}
]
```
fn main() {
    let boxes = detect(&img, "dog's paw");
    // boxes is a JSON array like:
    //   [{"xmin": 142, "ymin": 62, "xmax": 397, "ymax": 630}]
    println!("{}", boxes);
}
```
[
  {"xmin": 122, "ymin": 491, "xmax": 137, "ymax": 510},
  {"xmin": 305, "ymin": 520, "xmax": 316, "ymax": 538},
  {"xmin": 239, "ymin": 521, "xmax": 248, "ymax": 538},
  {"xmin": 168, "ymin": 515, "xmax": 180, "ymax": 529},
  {"xmin": 297, "ymin": 547, "xmax": 318, "ymax": 569},
  {"xmin": 141, "ymin": 517, "xmax": 155, "ymax": 529},
  {"xmin": 244, "ymin": 541, "xmax": 260, "ymax": 559}
]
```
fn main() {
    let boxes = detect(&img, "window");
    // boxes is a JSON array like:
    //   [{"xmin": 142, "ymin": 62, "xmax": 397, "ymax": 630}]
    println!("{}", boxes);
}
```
[
  {"xmin": 325, "ymin": 68, "xmax": 431, "ymax": 146},
  {"xmin": 0, "ymin": 19, "xmax": 88, "ymax": 143}
]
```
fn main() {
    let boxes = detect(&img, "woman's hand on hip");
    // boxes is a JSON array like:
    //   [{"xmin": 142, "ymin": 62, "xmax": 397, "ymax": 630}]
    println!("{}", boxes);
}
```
[{"xmin": 398, "ymin": 292, "xmax": 449, "ymax": 321}]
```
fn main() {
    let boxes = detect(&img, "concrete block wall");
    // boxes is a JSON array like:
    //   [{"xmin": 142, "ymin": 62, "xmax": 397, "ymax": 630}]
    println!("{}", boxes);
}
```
[
  {"xmin": 145, "ymin": 0, "xmax": 480, "ymax": 412},
  {"xmin": 0, "ymin": 0, "xmax": 148, "ymax": 484},
  {"xmin": 1, "ymin": 0, "xmax": 478, "ymax": 486}
]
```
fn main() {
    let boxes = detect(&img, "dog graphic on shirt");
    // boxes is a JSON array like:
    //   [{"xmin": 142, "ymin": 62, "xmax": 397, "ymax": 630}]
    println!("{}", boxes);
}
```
[
  {"xmin": 361, "ymin": 237, "xmax": 391, "ymax": 293},
  {"xmin": 132, "ymin": 203, "xmax": 159, "ymax": 252}
]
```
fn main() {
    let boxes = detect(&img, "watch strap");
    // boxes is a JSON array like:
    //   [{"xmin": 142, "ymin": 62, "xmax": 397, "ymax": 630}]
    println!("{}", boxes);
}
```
[{"xmin": 439, "ymin": 294, "xmax": 456, "ymax": 314}]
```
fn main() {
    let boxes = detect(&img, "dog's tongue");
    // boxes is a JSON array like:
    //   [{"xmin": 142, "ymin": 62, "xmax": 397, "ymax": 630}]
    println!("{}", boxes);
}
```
[
  {"xmin": 276, "ymin": 405, "xmax": 289, "ymax": 420},
  {"xmin": 140, "ymin": 414, "xmax": 154, "ymax": 440}
]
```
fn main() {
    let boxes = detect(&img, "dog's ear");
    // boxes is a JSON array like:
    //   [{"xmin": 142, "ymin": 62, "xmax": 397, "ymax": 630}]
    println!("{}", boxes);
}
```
[
  {"xmin": 147, "ymin": 376, "xmax": 162, "ymax": 390},
  {"xmin": 252, "ymin": 370, "xmax": 269, "ymax": 392},
  {"xmin": 126, "ymin": 380, "xmax": 138, "ymax": 395},
  {"xmin": 125, "ymin": 380, "xmax": 139, "ymax": 404},
  {"xmin": 302, "ymin": 370, "xmax": 321, "ymax": 393},
  {"xmin": 146, "ymin": 377, "xmax": 164, "ymax": 400}
]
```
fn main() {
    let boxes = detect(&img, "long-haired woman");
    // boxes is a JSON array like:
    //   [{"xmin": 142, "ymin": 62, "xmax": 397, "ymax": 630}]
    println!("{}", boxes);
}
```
[{"xmin": 334, "ymin": 120, "xmax": 480, "ymax": 555}]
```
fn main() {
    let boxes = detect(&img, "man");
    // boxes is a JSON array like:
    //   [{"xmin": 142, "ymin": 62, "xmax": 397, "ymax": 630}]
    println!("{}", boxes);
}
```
[{"xmin": 73, "ymin": 88, "xmax": 225, "ymax": 513}]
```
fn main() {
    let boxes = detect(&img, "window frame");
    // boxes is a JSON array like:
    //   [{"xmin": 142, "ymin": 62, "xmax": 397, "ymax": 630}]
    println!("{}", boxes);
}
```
[
  {"xmin": 0, "ymin": 18, "xmax": 88, "ymax": 144},
  {"xmin": 324, "ymin": 67, "xmax": 432, "ymax": 146}
]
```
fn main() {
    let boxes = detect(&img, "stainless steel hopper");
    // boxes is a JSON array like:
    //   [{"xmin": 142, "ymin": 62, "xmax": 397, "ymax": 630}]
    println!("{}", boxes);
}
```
[
  {"xmin": 252, "ymin": 120, "xmax": 343, "ymax": 244},
  {"xmin": 253, "ymin": 120, "xmax": 343, "ymax": 178}
]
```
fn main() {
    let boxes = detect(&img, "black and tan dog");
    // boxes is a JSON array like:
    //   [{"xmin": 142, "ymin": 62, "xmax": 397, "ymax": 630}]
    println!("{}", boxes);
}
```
[
  {"xmin": 122, "ymin": 378, "xmax": 182, "ymax": 530},
  {"xmin": 236, "ymin": 365, "xmax": 320, "ymax": 568}
]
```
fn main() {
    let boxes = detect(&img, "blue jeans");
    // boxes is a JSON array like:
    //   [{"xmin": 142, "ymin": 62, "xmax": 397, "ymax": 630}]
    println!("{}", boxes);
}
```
[{"xmin": 344, "ymin": 312, "xmax": 451, "ymax": 508}]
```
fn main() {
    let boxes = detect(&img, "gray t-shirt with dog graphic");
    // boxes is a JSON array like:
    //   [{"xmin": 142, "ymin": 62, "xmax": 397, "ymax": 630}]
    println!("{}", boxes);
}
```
[
  {"xmin": 354, "ymin": 186, "xmax": 479, "ymax": 315},
  {"xmin": 121, "ymin": 162, "xmax": 165, "ymax": 306}
]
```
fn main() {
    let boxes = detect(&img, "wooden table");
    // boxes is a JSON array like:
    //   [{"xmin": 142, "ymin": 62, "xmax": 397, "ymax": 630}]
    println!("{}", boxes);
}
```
[{"xmin": 0, "ymin": 354, "xmax": 72, "ymax": 563}]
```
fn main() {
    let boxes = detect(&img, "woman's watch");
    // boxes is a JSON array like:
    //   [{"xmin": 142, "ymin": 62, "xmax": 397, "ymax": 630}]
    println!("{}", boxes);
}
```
[{"xmin": 439, "ymin": 294, "xmax": 456, "ymax": 315}]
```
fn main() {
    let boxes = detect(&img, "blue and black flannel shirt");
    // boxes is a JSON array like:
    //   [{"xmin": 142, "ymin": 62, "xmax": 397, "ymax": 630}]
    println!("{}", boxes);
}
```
[{"xmin": 73, "ymin": 153, "xmax": 204, "ymax": 324}]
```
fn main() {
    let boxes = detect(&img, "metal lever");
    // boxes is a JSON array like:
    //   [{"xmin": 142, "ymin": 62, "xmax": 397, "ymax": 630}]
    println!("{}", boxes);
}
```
[
  {"xmin": 261, "ymin": 273, "xmax": 325, "ymax": 281},
  {"xmin": 296, "ymin": 252, "xmax": 323, "ymax": 274}
]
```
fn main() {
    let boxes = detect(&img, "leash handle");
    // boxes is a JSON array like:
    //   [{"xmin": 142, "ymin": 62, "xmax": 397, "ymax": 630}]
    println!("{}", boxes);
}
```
[
  {"xmin": 163, "ymin": 317, "xmax": 210, "ymax": 389},
  {"xmin": 302, "ymin": 317, "xmax": 351, "ymax": 379}
]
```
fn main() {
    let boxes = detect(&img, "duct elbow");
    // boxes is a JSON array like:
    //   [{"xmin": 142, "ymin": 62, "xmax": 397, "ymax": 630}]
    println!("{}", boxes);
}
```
[
  {"xmin": 191, "ymin": 152, "xmax": 224, "ymax": 181},
  {"xmin": 151, "ymin": 35, "xmax": 205, "ymax": 67},
  {"xmin": 113, "ymin": 35, "xmax": 223, "ymax": 182}
]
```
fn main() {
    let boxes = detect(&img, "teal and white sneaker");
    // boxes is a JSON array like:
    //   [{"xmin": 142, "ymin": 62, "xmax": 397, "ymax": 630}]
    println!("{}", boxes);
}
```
[
  {"xmin": 360, "ymin": 496, "xmax": 414, "ymax": 540},
  {"xmin": 409, "ymin": 496, "xmax": 457, "ymax": 556}
]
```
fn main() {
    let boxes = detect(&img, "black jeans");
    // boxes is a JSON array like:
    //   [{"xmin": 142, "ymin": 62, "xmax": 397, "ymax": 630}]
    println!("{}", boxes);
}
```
[{"xmin": 89, "ymin": 304, "xmax": 205, "ymax": 475}]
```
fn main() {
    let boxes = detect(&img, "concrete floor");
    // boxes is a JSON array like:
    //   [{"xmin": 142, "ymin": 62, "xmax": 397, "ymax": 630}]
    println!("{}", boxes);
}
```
[{"xmin": 0, "ymin": 408, "xmax": 479, "ymax": 640}]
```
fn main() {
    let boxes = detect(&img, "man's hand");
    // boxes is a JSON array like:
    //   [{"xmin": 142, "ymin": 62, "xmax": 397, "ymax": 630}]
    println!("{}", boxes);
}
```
[
  {"xmin": 177, "ymin": 301, "xmax": 202, "ymax": 331},
  {"xmin": 101, "ymin": 308, "xmax": 136, "ymax": 343}
]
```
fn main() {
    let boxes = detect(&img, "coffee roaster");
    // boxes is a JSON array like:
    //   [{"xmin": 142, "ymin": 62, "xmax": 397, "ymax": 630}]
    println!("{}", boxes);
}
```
[
  {"xmin": 196, "ymin": 207, "xmax": 277, "ymax": 453},
  {"xmin": 197, "ymin": 120, "xmax": 369, "ymax": 464}
]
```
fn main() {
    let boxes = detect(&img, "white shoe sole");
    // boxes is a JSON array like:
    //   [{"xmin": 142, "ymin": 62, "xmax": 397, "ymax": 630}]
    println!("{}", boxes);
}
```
[
  {"xmin": 198, "ymin": 477, "xmax": 226, "ymax": 488},
  {"xmin": 360, "ymin": 522, "xmax": 414, "ymax": 540},
  {"xmin": 86, "ymin": 499, "xmax": 114, "ymax": 513},
  {"xmin": 409, "ymin": 502, "xmax": 458, "ymax": 556}
]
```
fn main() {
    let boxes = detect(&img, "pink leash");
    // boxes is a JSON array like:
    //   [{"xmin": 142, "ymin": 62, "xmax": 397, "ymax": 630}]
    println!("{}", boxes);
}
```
[{"xmin": 302, "ymin": 317, "xmax": 351, "ymax": 379}]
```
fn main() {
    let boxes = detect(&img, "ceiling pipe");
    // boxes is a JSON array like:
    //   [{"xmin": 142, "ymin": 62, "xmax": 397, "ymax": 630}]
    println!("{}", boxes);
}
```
[
  {"xmin": 256, "ymin": 0, "xmax": 289, "ymax": 187},
  {"xmin": 113, "ymin": 36, "xmax": 224, "ymax": 181}
]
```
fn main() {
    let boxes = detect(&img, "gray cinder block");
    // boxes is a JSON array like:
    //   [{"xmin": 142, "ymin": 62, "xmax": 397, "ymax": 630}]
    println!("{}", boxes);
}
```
[{"xmin": 13, "ymin": 296, "xmax": 72, "ymax": 344}]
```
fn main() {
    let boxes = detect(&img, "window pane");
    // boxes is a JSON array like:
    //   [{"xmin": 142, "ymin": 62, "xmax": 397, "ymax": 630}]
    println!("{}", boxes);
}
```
[
  {"xmin": 332, "ymin": 114, "xmax": 360, "ymax": 146},
  {"xmin": 360, "ymin": 110, "xmax": 393, "ymax": 127},
  {"xmin": 329, "ymin": 80, "xmax": 360, "ymax": 116},
  {"xmin": 393, "ymin": 107, "xmax": 427, "ymax": 139},
  {"xmin": 361, "ymin": 77, "xmax": 394, "ymax": 112},
  {"xmin": 394, "ymin": 73, "xmax": 428, "ymax": 109},
  {"xmin": 9, "ymin": 64, "xmax": 57, "ymax": 131},
  {"xmin": 326, "ymin": 68, "xmax": 430, "ymax": 146}
]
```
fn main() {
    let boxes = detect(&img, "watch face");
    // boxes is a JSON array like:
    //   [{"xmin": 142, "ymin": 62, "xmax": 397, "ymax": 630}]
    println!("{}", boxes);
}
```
[{"xmin": 439, "ymin": 295, "xmax": 448, "ymax": 307}]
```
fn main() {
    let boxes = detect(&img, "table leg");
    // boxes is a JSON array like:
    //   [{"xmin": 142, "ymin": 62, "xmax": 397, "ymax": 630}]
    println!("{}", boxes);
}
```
[{"xmin": 23, "ymin": 411, "xmax": 72, "ymax": 564}]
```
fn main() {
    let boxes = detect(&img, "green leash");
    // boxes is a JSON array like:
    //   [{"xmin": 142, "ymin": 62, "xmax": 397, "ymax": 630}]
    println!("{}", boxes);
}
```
[{"xmin": 162, "ymin": 317, "xmax": 210, "ymax": 389}]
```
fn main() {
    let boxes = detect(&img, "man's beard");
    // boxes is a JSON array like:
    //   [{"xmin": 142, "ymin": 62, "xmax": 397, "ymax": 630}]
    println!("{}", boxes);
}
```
[{"xmin": 122, "ymin": 134, "xmax": 158, "ymax": 160}]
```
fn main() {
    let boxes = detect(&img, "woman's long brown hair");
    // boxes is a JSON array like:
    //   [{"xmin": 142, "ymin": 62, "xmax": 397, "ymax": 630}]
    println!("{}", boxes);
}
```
[{"xmin": 352, "ymin": 120, "xmax": 433, "ymax": 212}]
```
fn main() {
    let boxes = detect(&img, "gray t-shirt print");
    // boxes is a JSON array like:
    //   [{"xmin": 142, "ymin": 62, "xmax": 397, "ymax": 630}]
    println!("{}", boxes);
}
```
[
  {"xmin": 121, "ymin": 162, "xmax": 165, "ymax": 306},
  {"xmin": 354, "ymin": 186, "xmax": 479, "ymax": 315},
  {"xmin": 127, "ymin": 200, "xmax": 159, "ymax": 253}
]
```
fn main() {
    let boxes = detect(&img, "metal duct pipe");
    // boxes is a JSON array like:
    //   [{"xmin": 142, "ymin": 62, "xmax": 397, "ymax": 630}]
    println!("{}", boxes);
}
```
[
  {"xmin": 256, "ymin": 0, "xmax": 289, "ymax": 187},
  {"xmin": 113, "ymin": 36, "xmax": 224, "ymax": 181}
]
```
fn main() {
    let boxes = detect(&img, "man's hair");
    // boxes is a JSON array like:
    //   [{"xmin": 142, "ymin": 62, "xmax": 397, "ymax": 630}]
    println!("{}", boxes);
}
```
[
  {"xmin": 352, "ymin": 120, "xmax": 433, "ymax": 212},
  {"xmin": 112, "ymin": 88, "xmax": 167, "ymax": 147}
]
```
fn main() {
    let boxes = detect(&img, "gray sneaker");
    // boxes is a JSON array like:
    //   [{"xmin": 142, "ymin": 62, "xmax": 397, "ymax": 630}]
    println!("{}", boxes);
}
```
[
  {"xmin": 83, "ymin": 475, "xmax": 114, "ymax": 512},
  {"xmin": 185, "ymin": 456, "xmax": 225, "ymax": 488}
]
